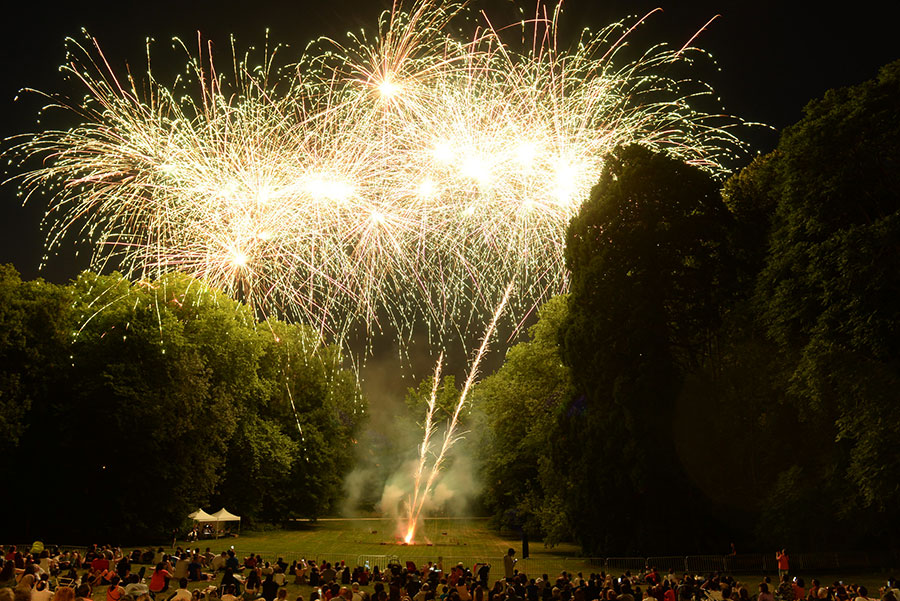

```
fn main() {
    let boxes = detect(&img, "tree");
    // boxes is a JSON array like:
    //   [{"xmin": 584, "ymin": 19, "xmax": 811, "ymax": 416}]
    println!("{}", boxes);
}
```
[
  {"xmin": 558, "ymin": 144, "xmax": 735, "ymax": 553},
  {"xmin": 476, "ymin": 295, "xmax": 571, "ymax": 542},
  {"xmin": 721, "ymin": 151, "xmax": 781, "ymax": 288},
  {"xmin": 1, "ymin": 267, "xmax": 365, "ymax": 540},
  {"xmin": 754, "ymin": 60, "xmax": 900, "ymax": 537},
  {"xmin": 247, "ymin": 318, "xmax": 365, "ymax": 521},
  {"xmin": 217, "ymin": 412, "xmax": 299, "ymax": 522},
  {"xmin": 0, "ymin": 265, "xmax": 70, "ymax": 453},
  {"xmin": 48, "ymin": 272, "xmax": 244, "ymax": 539}
]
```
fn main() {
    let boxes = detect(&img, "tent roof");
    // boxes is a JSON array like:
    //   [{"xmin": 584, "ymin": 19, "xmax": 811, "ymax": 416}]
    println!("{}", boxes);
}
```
[
  {"xmin": 211, "ymin": 507, "xmax": 241, "ymax": 521},
  {"xmin": 188, "ymin": 509, "xmax": 216, "ymax": 522}
]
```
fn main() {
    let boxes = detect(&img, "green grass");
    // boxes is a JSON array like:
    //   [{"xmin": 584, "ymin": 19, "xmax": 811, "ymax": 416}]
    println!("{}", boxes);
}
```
[{"xmin": 194, "ymin": 518, "xmax": 578, "ymax": 561}]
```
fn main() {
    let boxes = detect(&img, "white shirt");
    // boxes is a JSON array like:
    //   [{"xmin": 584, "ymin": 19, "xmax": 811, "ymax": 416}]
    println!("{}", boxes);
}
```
[{"xmin": 172, "ymin": 589, "xmax": 192, "ymax": 601}]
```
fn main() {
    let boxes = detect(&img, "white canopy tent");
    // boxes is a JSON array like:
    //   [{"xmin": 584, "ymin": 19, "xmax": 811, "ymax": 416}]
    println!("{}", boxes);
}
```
[
  {"xmin": 188, "ymin": 509, "xmax": 216, "ymax": 522},
  {"xmin": 187, "ymin": 508, "xmax": 241, "ymax": 537},
  {"xmin": 211, "ymin": 507, "xmax": 241, "ymax": 536},
  {"xmin": 211, "ymin": 508, "xmax": 241, "ymax": 525}
]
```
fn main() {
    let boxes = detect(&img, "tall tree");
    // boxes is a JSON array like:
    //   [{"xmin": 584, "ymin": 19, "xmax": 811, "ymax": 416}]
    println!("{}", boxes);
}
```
[
  {"xmin": 754, "ymin": 59, "xmax": 900, "ymax": 538},
  {"xmin": 248, "ymin": 318, "xmax": 365, "ymax": 521},
  {"xmin": 558, "ymin": 144, "xmax": 734, "ymax": 554},
  {"xmin": 672, "ymin": 59, "xmax": 900, "ymax": 550},
  {"xmin": 0, "ymin": 266, "xmax": 69, "ymax": 450},
  {"xmin": 54, "ymin": 272, "xmax": 244, "ymax": 539}
]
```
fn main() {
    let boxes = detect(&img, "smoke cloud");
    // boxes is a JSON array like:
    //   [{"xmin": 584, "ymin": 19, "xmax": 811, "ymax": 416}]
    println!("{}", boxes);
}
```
[{"xmin": 340, "ymin": 316, "xmax": 515, "ymax": 528}]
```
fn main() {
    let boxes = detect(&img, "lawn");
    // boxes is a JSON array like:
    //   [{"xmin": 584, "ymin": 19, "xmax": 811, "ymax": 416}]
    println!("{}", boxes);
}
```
[{"xmin": 173, "ymin": 517, "xmax": 581, "ymax": 573}]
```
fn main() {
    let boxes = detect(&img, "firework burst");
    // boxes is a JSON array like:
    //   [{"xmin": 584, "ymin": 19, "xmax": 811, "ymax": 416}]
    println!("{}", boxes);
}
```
[{"xmin": 5, "ymin": 1, "xmax": 750, "ymax": 346}]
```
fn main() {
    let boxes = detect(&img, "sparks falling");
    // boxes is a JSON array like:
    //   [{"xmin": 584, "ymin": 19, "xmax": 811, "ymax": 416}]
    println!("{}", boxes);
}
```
[{"xmin": 4, "ymin": 1, "xmax": 751, "ymax": 348}]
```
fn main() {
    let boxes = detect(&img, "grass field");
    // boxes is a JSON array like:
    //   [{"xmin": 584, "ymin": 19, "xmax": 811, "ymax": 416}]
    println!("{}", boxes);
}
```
[{"xmin": 193, "ymin": 518, "xmax": 579, "ymax": 563}]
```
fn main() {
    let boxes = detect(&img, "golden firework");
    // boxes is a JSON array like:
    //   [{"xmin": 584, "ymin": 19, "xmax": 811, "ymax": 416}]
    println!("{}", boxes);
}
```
[{"xmin": 5, "ymin": 1, "xmax": 751, "ymax": 346}]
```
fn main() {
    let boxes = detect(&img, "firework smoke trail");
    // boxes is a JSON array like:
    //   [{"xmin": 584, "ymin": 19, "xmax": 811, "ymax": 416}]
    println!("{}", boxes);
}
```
[
  {"xmin": 404, "ymin": 281, "xmax": 513, "ymax": 542},
  {"xmin": 404, "ymin": 351, "xmax": 443, "ymax": 542}
]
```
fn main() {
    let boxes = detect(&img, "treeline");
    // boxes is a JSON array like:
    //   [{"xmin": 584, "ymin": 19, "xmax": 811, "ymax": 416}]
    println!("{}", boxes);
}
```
[
  {"xmin": 0, "ymin": 269, "xmax": 364, "ymax": 542},
  {"xmin": 476, "ymin": 61, "xmax": 900, "ymax": 554}
]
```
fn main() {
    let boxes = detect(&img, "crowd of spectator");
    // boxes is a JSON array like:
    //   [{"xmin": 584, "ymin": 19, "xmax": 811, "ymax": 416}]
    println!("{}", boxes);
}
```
[{"xmin": 2, "ymin": 544, "xmax": 898, "ymax": 601}]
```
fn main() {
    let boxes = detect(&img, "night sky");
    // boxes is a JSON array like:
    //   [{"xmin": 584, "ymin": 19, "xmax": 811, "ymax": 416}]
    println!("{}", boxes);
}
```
[{"xmin": 1, "ymin": 0, "xmax": 896, "ymax": 282}]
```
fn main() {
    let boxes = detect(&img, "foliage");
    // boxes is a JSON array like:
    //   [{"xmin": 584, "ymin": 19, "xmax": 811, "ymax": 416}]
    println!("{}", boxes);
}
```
[
  {"xmin": 405, "ymin": 375, "xmax": 462, "ymax": 424},
  {"xmin": 475, "ymin": 295, "xmax": 571, "ymax": 543},
  {"xmin": 0, "ymin": 267, "xmax": 364, "ymax": 541},
  {"xmin": 665, "ymin": 59, "xmax": 900, "ymax": 549},
  {"xmin": 753, "ymin": 60, "xmax": 900, "ymax": 529},
  {"xmin": 0, "ymin": 265, "xmax": 70, "ymax": 454},
  {"xmin": 721, "ymin": 151, "xmax": 781, "ymax": 286},
  {"xmin": 479, "ymin": 62, "xmax": 900, "ymax": 552},
  {"xmin": 556, "ymin": 144, "xmax": 735, "ymax": 554}
]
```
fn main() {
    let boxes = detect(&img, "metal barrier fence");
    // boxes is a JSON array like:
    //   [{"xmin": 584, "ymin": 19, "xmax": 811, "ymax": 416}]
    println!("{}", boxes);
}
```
[
  {"xmin": 646, "ymin": 557, "xmax": 686, "ymax": 573},
  {"xmin": 685, "ymin": 556, "xmax": 727, "ymax": 574},
  {"xmin": 794, "ymin": 553, "xmax": 839, "ymax": 571},
  {"xmin": 607, "ymin": 558, "xmax": 648, "ymax": 573},
  {"xmin": 519, "ymin": 558, "xmax": 572, "ymax": 578},
  {"xmin": 356, "ymin": 555, "xmax": 397, "ymax": 570},
  {"xmin": 726, "ymin": 554, "xmax": 771, "ymax": 573}
]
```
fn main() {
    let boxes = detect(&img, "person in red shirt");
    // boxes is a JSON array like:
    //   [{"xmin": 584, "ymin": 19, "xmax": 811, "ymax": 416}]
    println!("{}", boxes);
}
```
[
  {"xmin": 776, "ymin": 550, "xmax": 790, "ymax": 580},
  {"xmin": 791, "ymin": 578, "xmax": 806, "ymax": 601},
  {"xmin": 91, "ymin": 557, "xmax": 110, "ymax": 573},
  {"xmin": 149, "ymin": 563, "xmax": 172, "ymax": 594},
  {"xmin": 663, "ymin": 581, "xmax": 676, "ymax": 601},
  {"xmin": 105, "ymin": 576, "xmax": 125, "ymax": 601}
]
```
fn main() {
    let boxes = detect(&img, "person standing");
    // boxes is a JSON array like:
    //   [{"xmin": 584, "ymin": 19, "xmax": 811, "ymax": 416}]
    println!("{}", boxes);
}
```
[
  {"xmin": 503, "ymin": 550, "xmax": 517, "ymax": 582},
  {"xmin": 775, "ymin": 550, "xmax": 789, "ymax": 580},
  {"xmin": 477, "ymin": 564, "xmax": 490, "ymax": 589}
]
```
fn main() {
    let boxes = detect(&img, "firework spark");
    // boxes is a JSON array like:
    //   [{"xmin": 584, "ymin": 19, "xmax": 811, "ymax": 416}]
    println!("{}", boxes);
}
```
[
  {"xmin": 5, "ymin": 1, "xmax": 750, "ymax": 347},
  {"xmin": 405, "ymin": 352, "xmax": 443, "ymax": 543},
  {"xmin": 403, "ymin": 280, "xmax": 513, "ymax": 543}
]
